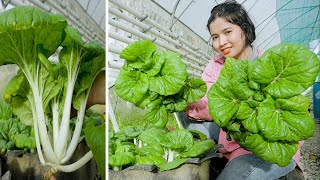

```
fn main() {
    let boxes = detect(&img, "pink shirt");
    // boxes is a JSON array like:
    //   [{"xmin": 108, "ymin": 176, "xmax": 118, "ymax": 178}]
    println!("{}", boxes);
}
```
[{"xmin": 187, "ymin": 54, "xmax": 303, "ymax": 168}]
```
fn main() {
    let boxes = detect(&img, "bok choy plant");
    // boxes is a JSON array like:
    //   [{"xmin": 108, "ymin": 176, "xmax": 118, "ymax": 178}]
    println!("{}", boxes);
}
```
[
  {"xmin": 208, "ymin": 43, "xmax": 320, "ymax": 166},
  {"xmin": 0, "ymin": 6, "xmax": 105, "ymax": 174},
  {"xmin": 0, "ymin": 100, "xmax": 36, "ymax": 152},
  {"xmin": 109, "ymin": 126, "xmax": 215, "ymax": 171},
  {"xmin": 110, "ymin": 40, "xmax": 216, "ymax": 172},
  {"xmin": 115, "ymin": 40, "xmax": 207, "ymax": 128}
]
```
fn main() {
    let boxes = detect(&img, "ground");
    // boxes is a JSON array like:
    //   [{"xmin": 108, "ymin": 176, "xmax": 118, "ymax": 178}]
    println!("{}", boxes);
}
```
[{"xmin": 300, "ymin": 118, "xmax": 320, "ymax": 180}]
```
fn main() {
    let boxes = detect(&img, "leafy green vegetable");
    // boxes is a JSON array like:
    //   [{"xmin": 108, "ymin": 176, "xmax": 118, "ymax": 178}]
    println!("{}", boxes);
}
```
[
  {"xmin": 158, "ymin": 158, "xmax": 190, "ymax": 172},
  {"xmin": 0, "ymin": 100, "xmax": 13, "ymax": 120},
  {"xmin": 208, "ymin": 43, "xmax": 320, "ymax": 166},
  {"xmin": 108, "ymin": 126, "xmax": 215, "ymax": 171},
  {"xmin": 148, "ymin": 51, "xmax": 188, "ymax": 96},
  {"xmin": 248, "ymin": 44, "xmax": 319, "ymax": 98},
  {"xmin": 179, "ymin": 140, "xmax": 215, "ymax": 158},
  {"xmin": 14, "ymin": 133, "xmax": 36, "ymax": 149},
  {"xmin": 135, "ymin": 155, "xmax": 166, "ymax": 166},
  {"xmin": 0, "ymin": 140, "xmax": 14, "ymax": 150},
  {"xmin": 84, "ymin": 118, "xmax": 106, "ymax": 180},
  {"xmin": 0, "ymin": 6, "xmax": 105, "ymax": 173},
  {"xmin": 115, "ymin": 67, "xmax": 149, "ymax": 104},
  {"xmin": 115, "ymin": 40, "xmax": 206, "ymax": 128},
  {"xmin": 120, "ymin": 40, "xmax": 157, "ymax": 68},
  {"xmin": 0, "ymin": 100, "xmax": 36, "ymax": 150}
]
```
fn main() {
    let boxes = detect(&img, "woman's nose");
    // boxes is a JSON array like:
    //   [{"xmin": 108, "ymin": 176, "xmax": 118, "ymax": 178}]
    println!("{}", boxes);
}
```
[{"xmin": 219, "ymin": 36, "xmax": 227, "ymax": 47}]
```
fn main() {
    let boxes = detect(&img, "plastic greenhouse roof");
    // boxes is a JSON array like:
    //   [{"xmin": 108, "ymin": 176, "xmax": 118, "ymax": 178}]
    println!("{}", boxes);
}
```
[
  {"xmin": 76, "ymin": 0, "xmax": 106, "ymax": 32},
  {"xmin": 276, "ymin": 0, "xmax": 319, "ymax": 49},
  {"xmin": 153, "ymin": 0, "xmax": 320, "ymax": 52},
  {"xmin": 2, "ymin": 0, "xmax": 105, "ymax": 45}
]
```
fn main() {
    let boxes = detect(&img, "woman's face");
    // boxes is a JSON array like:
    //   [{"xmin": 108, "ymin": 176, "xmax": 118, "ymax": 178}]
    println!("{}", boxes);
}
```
[{"xmin": 209, "ymin": 17, "xmax": 247, "ymax": 59}]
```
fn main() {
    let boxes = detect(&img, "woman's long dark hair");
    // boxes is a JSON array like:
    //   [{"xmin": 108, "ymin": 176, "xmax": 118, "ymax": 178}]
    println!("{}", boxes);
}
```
[{"xmin": 207, "ymin": 0, "xmax": 256, "ymax": 46}]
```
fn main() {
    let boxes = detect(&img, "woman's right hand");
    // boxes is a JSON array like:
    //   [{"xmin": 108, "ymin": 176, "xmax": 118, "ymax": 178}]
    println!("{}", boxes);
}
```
[{"xmin": 186, "ymin": 99, "xmax": 212, "ymax": 121}]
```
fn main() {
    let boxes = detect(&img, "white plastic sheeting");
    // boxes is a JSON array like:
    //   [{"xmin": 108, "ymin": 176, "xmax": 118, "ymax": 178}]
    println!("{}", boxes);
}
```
[{"xmin": 153, "ymin": 0, "xmax": 320, "ymax": 51}]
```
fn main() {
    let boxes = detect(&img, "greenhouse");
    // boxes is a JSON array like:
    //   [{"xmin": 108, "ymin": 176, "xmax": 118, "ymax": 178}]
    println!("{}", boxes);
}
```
[
  {"xmin": 0, "ymin": 0, "xmax": 105, "ymax": 179},
  {"xmin": 108, "ymin": 0, "xmax": 319, "ymax": 180},
  {"xmin": 0, "ymin": 0, "xmax": 319, "ymax": 180}
]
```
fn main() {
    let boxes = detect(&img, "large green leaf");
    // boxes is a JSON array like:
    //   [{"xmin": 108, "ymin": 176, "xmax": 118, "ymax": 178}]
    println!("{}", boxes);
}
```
[
  {"xmin": 256, "ymin": 96, "xmax": 315, "ymax": 142},
  {"xmin": 139, "ymin": 143, "xmax": 164, "ymax": 157},
  {"xmin": 144, "ymin": 97, "xmax": 168, "ymax": 128},
  {"xmin": 219, "ymin": 58, "xmax": 238, "ymax": 80},
  {"xmin": 149, "ymin": 51, "xmax": 188, "ymax": 96},
  {"xmin": 161, "ymin": 129, "xmax": 193, "ymax": 151},
  {"xmin": 208, "ymin": 58, "xmax": 242, "ymax": 127},
  {"xmin": 145, "ymin": 50, "xmax": 166, "ymax": 76},
  {"xmin": 123, "ymin": 126, "xmax": 143, "ymax": 138},
  {"xmin": 179, "ymin": 140, "xmax": 215, "ymax": 158},
  {"xmin": 3, "ymin": 73, "xmax": 33, "ymax": 126},
  {"xmin": 135, "ymin": 155, "xmax": 166, "ymax": 166},
  {"xmin": 115, "ymin": 67, "xmax": 149, "ymax": 104},
  {"xmin": 0, "ymin": 100, "xmax": 13, "ymax": 120},
  {"xmin": 238, "ymin": 133, "xmax": 298, "ymax": 167},
  {"xmin": 14, "ymin": 133, "xmax": 36, "ymax": 149},
  {"xmin": 275, "ymin": 95, "xmax": 309, "ymax": 113},
  {"xmin": 208, "ymin": 79, "xmax": 240, "ymax": 127},
  {"xmin": 235, "ymin": 101, "xmax": 259, "ymax": 133},
  {"xmin": 138, "ymin": 127, "xmax": 167, "ymax": 145},
  {"xmin": 109, "ymin": 152, "xmax": 134, "ymax": 168},
  {"xmin": 173, "ymin": 98, "xmax": 188, "ymax": 112},
  {"xmin": 230, "ymin": 60, "xmax": 255, "ymax": 100},
  {"xmin": 73, "ymin": 50, "xmax": 105, "ymax": 110},
  {"xmin": 158, "ymin": 158, "xmax": 190, "ymax": 171},
  {"xmin": 120, "ymin": 40, "xmax": 156, "ymax": 68},
  {"xmin": 84, "ymin": 120, "xmax": 105, "ymax": 180},
  {"xmin": 250, "ymin": 43, "xmax": 320, "ymax": 98},
  {"xmin": 0, "ymin": 6, "xmax": 67, "ymax": 66},
  {"xmin": 134, "ymin": 91, "xmax": 158, "ymax": 109},
  {"xmin": 145, "ymin": 105, "xmax": 168, "ymax": 128},
  {"xmin": 183, "ymin": 77, "xmax": 207, "ymax": 103}
]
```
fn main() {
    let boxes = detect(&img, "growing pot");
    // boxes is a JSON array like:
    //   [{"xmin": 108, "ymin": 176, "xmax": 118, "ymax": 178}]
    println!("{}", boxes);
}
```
[
  {"xmin": 109, "ymin": 160, "xmax": 210, "ymax": 180},
  {"xmin": 0, "ymin": 142, "xmax": 98, "ymax": 180}
]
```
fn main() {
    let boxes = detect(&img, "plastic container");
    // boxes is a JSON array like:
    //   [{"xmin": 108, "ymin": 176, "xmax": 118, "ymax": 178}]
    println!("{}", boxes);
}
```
[{"xmin": 313, "ymin": 82, "xmax": 320, "ymax": 119}]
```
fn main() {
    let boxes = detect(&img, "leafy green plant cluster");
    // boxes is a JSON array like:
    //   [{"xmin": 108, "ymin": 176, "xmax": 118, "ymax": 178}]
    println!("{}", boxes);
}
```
[
  {"xmin": 109, "ymin": 126, "xmax": 215, "ymax": 171},
  {"xmin": 0, "ymin": 6, "xmax": 105, "ymax": 175},
  {"xmin": 0, "ymin": 100, "xmax": 35, "ymax": 151},
  {"xmin": 208, "ymin": 43, "xmax": 320, "ymax": 166},
  {"xmin": 115, "ymin": 40, "xmax": 207, "ymax": 128},
  {"xmin": 109, "ymin": 40, "xmax": 215, "ymax": 172},
  {"xmin": 84, "ymin": 110, "xmax": 106, "ymax": 180}
]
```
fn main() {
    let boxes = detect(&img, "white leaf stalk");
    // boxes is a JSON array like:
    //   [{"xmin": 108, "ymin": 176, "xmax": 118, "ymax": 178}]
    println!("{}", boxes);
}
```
[
  {"xmin": 52, "ymin": 101, "xmax": 59, "ymax": 152},
  {"xmin": 31, "ymin": 98, "xmax": 45, "ymax": 165},
  {"xmin": 54, "ymin": 79, "xmax": 75, "ymax": 160},
  {"xmin": 61, "ymin": 95, "xmax": 87, "ymax": 163},
  {"xmin": 23, "ymin": 45, "xmax": 96, "ymax": 171},
  {"xmin": 173, "ymin": 112, "xmax": 183, "ymax": 129},
  {"xmin": 47, "ymin": 151, "xmax": 93, "ymax": 173},
  {"xmin": 23, "ymin": 64, "xmax": 58, "ymax": 164},
  {"xmin": 108, "ymin": 98, "xmax": 119, "ymax": 132},
  {"xmin": 55, "ymin": 46, "xmax": 83, "ymax": 162},
  {"xmin": 0, "ymin": 6, "xmax": 106, "ymax": 174}
]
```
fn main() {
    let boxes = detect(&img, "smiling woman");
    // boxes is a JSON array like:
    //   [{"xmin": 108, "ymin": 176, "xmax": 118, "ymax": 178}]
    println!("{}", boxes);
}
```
[
  {"xmin": 184, "ymin": 1, "xmax": 310, "ymax": 180},
  {"xmin": 209, "ymin": 17, "xmax": 249, "ymax": 58},
  {"xmin": 207, "ymin": 0, "xmax": 256, "ymax": 60}
]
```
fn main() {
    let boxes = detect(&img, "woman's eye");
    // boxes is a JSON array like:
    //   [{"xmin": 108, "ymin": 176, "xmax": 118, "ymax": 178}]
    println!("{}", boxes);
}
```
[
  {"xmin": 212, "ymin": 36, "xmax": 218, "ymax": 41},
  {"xmin": 226, "ymin": 31, "xmax": 231, "ymax": 34}
]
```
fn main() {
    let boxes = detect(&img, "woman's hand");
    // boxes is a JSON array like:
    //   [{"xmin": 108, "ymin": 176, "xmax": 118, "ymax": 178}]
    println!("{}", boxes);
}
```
[
  {"xmin": 70, "ymin": 70, "xmax": 106, "ymax": 118},
  {"xmin": 186, "ymin": 98, "xmax": 212, "ymax": 121},
  {"xmin": 87, "ymin": 70, "xmax": 106, "ymax": 108}
]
